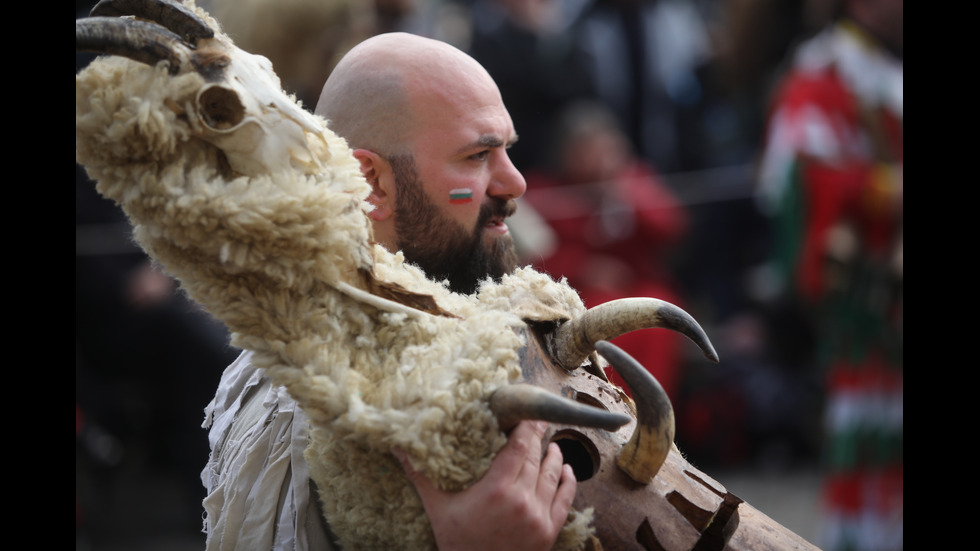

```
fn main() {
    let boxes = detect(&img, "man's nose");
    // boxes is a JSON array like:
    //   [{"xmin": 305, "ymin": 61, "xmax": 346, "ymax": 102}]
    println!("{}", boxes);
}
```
[{"xmin": 488, "ymin": 153, "xmax": 526, "ymax": 200}]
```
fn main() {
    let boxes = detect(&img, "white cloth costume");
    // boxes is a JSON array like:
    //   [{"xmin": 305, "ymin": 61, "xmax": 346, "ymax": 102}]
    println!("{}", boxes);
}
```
[{"xmin": 201, "ymin": 350, "xmax": 336, "ymax": 550}]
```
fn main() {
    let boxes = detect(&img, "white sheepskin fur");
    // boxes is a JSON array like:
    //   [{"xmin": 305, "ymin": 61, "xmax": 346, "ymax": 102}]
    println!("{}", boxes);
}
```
[{"xmin": 76, "ymin": 3, "xmax": 596, "ymax": 549}]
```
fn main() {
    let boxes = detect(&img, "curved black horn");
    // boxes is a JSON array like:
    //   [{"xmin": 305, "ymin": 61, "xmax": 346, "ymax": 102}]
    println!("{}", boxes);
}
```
[
  {"xmin": 90, "ymin": 0, "xmax": 214, "ymax": 42},
  {"xmin": 489, "ymin": 383, "xmax": 630, "ymax": 432},
  {"xmin": 595, "ymin": 340, "xmax": 674, "ymax": 484},
  {"xmin": 551, "ymin": 298, "xmax": 719, "ymax": 370},
  {"xmin": 76, "ymin": 16, "xmax": 189, "ymax": 73}
]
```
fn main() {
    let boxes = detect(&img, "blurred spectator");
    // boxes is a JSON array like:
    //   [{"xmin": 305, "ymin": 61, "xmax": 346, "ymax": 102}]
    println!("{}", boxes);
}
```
[
  {"xmin": 466, "ymin": 0, "xmax": 596, "ymax": 173},
  {"xmin": 695, "ymin": 0, "xmax": 810, "ymax": 167},
  {"xmin": 367, "ymin": 0, "xmax": 474, "ymax": 45},
  {"xmin": 756, "ymin": 0, "xmax": 902, "ymax": 549},
  {"xmin": 570, "ymin": 0, "xmax": 713, "ymax": 174},
  {"xmin": 521, "ymin": 101, "xmax": 691, "ymax": 399}
]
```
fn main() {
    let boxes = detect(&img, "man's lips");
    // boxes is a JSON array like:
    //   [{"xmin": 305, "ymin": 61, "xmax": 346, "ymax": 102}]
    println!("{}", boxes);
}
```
[
  {"xmin": 480, "ymin": 199, "xmax": 516, "ymax": 235},
  {"xmin": 485, "ymin": 216, "xmax": 509, "ymax": 235}
]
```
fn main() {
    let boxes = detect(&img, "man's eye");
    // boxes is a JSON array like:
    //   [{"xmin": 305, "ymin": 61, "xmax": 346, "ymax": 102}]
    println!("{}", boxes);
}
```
[{"xmin": 470, "ymin": 150, "xmax": 490, "ymax": 161}]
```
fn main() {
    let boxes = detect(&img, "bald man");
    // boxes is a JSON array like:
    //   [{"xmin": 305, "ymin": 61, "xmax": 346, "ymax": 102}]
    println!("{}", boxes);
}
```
[{"xmin": 201, "ymin": 33, "xmax": 576, "ymax": 551}]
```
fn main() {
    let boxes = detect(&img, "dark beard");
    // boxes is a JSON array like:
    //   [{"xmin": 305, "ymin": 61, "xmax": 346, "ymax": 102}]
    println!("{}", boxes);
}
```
[{"xmin": 389, "ymin": 154, "xmax": 519, "ymax": 295}]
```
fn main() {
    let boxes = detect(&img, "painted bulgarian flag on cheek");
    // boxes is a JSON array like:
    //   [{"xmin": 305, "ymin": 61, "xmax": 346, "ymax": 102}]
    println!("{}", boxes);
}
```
[{"xmin": 449, "ymin": 188, "xmax": 474, "ymax": 204}]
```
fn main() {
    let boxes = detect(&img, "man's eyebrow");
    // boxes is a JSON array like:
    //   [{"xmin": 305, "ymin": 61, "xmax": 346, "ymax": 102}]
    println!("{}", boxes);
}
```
[{"xmin": 456, "ymin": 133, "xmax": 519, "ymax": 155}]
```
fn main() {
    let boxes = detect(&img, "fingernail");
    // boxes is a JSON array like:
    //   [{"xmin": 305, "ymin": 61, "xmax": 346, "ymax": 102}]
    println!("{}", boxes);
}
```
[{"xmin": 391, "ymin": 447, "xmax": 407, "ymax": 466}]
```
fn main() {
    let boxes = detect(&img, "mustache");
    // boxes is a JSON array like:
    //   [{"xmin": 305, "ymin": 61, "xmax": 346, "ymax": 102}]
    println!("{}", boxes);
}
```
[{"xmin": 478, "ymin": 198, "xmax": 517, "ymax": 226}]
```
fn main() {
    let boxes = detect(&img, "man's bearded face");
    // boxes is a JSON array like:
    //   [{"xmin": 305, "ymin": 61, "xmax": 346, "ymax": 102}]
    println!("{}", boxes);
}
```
[{"xmin": 389, "ymin": 154, "xmax": 519, "ymax": 295}]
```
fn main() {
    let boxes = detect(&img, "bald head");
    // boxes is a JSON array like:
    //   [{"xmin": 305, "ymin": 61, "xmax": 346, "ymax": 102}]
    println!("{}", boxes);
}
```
[
  {"xmin": 314, "ymin": 32, "xmax": 502, "ymax": 157},
  {"xmin": 314, "ymin": 33, "xmax": 524, "ymax": 293}
]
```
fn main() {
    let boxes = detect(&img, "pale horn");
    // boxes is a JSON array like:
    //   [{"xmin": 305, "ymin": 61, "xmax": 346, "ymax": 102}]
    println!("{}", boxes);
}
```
[
  {"xmin": 596, "ymin": 340, "xmax": 675, "ymax": 483},
  {"xmin": 550, "ymin": 297, "xmax": 719, "ymax": 370}
]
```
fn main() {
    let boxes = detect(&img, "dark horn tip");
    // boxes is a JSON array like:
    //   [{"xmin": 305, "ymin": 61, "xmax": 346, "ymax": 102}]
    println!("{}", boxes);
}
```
[
  {"xmin": 658, "ymin": 301, "xmax": 720, "ymax": 364},
  {"xmin": 704, "ymin": 342, "xmax": 720, "ymax": 364}
]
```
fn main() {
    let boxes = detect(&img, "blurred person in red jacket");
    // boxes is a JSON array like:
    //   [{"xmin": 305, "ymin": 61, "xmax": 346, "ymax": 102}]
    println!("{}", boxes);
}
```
[{"xmin": 522, "ymin": 100, "xmax": 691, "ymax": 399}]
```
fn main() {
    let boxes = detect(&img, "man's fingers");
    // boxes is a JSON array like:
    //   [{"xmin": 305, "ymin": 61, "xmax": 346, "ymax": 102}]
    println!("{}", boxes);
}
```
[
  {"xmin": 394, "ymin": 426, "xmax": 577, "ymax": 551},
  {"xmin": 550, "ymin": 463, "xmax": 577, "ymax": 527},
  {"xmin": 493, "ymin": 420, "xmax": 547, "ymax": 485},
  {"xmin": 392, "ymin": 447, "xmax": 413, "ymax": 475},
  {"xmin": 538, "ymin": 441, "xmax": 576, "ymax": 528},
  {"xmin": 537, "ymin": 442, "xmax": 564, "ymax": 497},
  {"xmin": 393, "ymin": 448, "xmax": 440, "ymax": 505}
]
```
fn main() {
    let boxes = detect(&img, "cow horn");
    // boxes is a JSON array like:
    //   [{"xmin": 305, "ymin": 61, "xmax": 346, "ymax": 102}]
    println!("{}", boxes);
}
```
[
  {"xmin": 595, "ymin": 340, "xmax": 674, "ymax": 484},
  {"xmin": 489, "ymin": 383, "xmax": 630, "ymax": 432},
  {"xmin": 551, "ymin": 298, "xmax": 719, "ymax": 370}
]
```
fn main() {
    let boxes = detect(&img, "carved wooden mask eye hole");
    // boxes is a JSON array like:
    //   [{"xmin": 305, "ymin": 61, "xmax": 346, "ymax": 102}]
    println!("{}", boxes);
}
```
[{"xmin": 551, "ymin": 429, "xmax": 600, "ymax": 481}]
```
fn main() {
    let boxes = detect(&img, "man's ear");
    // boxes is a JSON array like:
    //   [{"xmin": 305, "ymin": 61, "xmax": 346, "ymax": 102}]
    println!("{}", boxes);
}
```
[{"xmin": 352, "ymin": 148, "xmax": 394, "ymax": 222}]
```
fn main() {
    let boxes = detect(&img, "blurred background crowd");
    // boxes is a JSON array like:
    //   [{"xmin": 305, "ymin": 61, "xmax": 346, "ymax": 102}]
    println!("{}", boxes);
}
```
[{"xmin": 76, "ymin": 0, "xmax": 902, "ymax": 549}]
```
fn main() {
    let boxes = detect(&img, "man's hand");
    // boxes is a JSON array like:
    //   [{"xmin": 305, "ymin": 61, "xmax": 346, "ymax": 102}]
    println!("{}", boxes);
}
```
[{"xmin": 395, "ymin": 420, "xmax": 576, "ymax": 551}]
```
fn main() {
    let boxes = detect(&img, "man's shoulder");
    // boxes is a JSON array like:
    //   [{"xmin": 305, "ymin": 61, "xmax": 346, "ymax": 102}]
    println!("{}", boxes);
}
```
[{"xmin": 204, "ymin": 349, "xmax": 304, "ymax": 433}]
